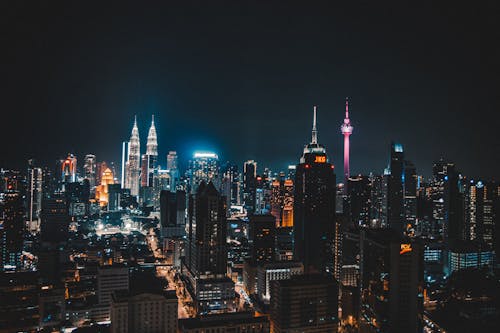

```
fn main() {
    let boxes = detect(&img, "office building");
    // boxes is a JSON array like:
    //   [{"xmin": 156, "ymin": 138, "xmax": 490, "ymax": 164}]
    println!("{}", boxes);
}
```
[
  {"xmin": 187, "ymin": 152, "xmax": 220, "ymax": 194},
  {"xmin": 387, "ymin": 142, "xmax": 405, "ymax": 233},
  {"xmin": 249, "ymin": 214, "xmax": 276, "ymax": 263},
  {"xmin": 293, "ymin": 106, "xmax": 336, "ymax": 274},
  {"xmin": 40, "ymin": 194, "xmax": 69, "ymax": 244},
  {"xmin": 183, "ymin": 182, "xmax": 235, "ymax": 315},
  {"xmin": 111, "ymin": 290, "xmax": 178, "ymax": 333},
  {"xmin": 83, "ymin": 154, "xmax": 97, "ymax": 188},
  {"xmin": 270, "ymin": 274, "xmax": 339, "ymax": 333},
  {"xmin": 94, "ymin": 265, "xmax": 129, "ymax": 322},
  {"xmin": 0, "ymin": 192, "xmax": 24, "ymax": 269},
  {"xmin": 243, "ymin": 160, "xmax": 257, "ymax": 214}
]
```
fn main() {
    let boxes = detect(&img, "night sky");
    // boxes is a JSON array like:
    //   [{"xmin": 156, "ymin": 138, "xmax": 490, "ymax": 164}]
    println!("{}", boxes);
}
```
[{"xmin": 2, "ymin": 1, "xmax": 499, "ymax": 179}]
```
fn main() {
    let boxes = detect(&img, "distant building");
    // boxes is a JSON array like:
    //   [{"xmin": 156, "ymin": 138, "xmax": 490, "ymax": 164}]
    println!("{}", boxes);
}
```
[
  {"xmin": 83, "ymin": 154, "xmax": 97, "ymax": 188},
  {"xmin": 0, "ymin": 192, "xmax": 24, "ymax": 269},
  {"xmin": 187, "ymin": 152, "xmax": 220, "ymax": 194},
  {"xmin": 387, "ymin": 142, "xmax": 405, "ymax": 233},
  {"xmin": 40, "ymin": 194, "xmax": 69, "ymax": 244},
  {"xmin": 446, "ymin": 240, "xmax": 494, "ymax": 275},
  {"xmin": 249, "ymin": 214, "xmax": 276, "ymax": 263},
  {"xmin": 27, "ymin": 159, "xmax": 43, "ymax": 231},
  {"xmin": 243, "ymin": 160, "xmax": 257, "ymax": 214},
  {"xmin": 61, "ymin": 153, "xmax": 77, "ymax": 186}
]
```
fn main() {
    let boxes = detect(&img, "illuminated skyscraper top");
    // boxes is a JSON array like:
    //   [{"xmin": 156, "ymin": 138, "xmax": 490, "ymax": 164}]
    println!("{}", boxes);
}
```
[
  {"xmin": 341, "ymin": 98, "xmax": 353, "ymax": 190},
  {"xmin": 300, "ymin": 106, "xmax": 326, "ymax": 163},
  {"xmin": 146, "ymin": 115, "xmax": 158, "ymax": 156}
]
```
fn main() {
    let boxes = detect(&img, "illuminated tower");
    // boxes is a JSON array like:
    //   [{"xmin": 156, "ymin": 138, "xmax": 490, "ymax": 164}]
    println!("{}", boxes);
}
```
[
  {"xmin": 125, "ymin": 116, "xmax": 141, "ymax": 196},
  {"xmin": 141, "ymin": 115, "xmax": 158, "ymax": 187},
  {"xmin": 61, "ymin": 153, "xmax": 77, "ymax": 184},
  {"xmin": 146, "ymin": 115, "xmax": 158, "ymax": 157},
  {"xmin": 341, "ymin": 98, "xmax": 353, "ymax": 191}
]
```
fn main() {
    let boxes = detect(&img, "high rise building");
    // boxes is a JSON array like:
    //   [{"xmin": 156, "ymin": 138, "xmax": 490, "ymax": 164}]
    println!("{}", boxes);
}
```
[
  {"xmin": 160, "ymin": 190, "xmax": 186, "ymax": 238},
  {"xmin": 187, "ymin": 152, "xmax": 220, "ymax": 194},
  {"xmin": 0, "ymin": 192, "xmax": 25, "ymax": 269},
  {"xmin": 141, "ymin": 115, "xmax": 158, "ymax": 188},
  {"xmin": 167, "ymin": 150, "xmax": 178, "ymax": 171},
  {"xmin": 359, "ymin": 229, "xmax": 424, "ymax": 333},
  {"xmin": 83, "ymin": 154, "xmax": 97, "ymax": 188},
  {"xmin": 27, "ymin": 159, "xmax": 42, "ymax": 230},
  {"xmin": 95, "ymin": 168, "xmax": 115, "ymax": 207},
  {"xmin": 341, "ymin": 98, "xmax": 353, "ymax": 192},
  {"xmin": 249, "ymin": 214, "xmax": 276, "ymax": 263},
  {"xmin": 125, "ymin": 116, "xmax": 141, "ymax": 197},
  {"xmin": 221, "ymin": 162, "xmax": 240, "ymax": 207},
  {"xmin": 389, "ymin": 241, "xmax": 424, "ymax": 333},
  {"xmin": 95, "ymin": 265, "xmax": 129, "ymax": 322},
  {"xmin": 121, "ymin": 141, "xmax": 129, "ymax": 186},
  {"xmin": 270, "ymin": 178, "xmax": 294, "ymax": 228},
  {"xmin": 183, "ymin": 182, "xmax": 235, "ymax": 315},
  {"xmin": 293, "ymin": 106, "xmax": 336, "ymax": 275},
  {"xmin": 40, "ymin": 194, "xmax": 69, "ymax": 244},
  {"xmin": 466, "ymin": 180, "xmax": 497, "ymax": 248},
  {"xmin": 404, "ymin": 160, "xmax": 418, "ymax": 231},
  {"xmin": 270, "ymin": 274, "xmax": 339, "ymax": 333},
  {"xmin": 167, "ymin": 150, "xmax": 180, "ymax": 190},
  {"xmin": 61, "ymin": 153, "xmax": 77, "ymax": 186},
  {"xmin": 243, "ymin": 160, "xmax": 257, "ymax": 214},
  {"xmin": 387, "ymin": 142, "xmax": 405, "ymax": 233},
  {"xmin": 347, "ymin": 175, "xmax": 371, "ymax": 228}
]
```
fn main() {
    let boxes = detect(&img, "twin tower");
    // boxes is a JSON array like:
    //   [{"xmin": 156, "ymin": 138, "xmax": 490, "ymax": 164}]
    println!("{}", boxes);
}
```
[{"xmin": 123, "ymin": 116, "xmax": 158, "ymax": 197}]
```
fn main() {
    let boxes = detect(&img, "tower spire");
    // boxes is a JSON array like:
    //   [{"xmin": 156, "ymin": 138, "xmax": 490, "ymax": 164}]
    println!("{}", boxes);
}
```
[
  {"xmin": 345, "ymin": 97, "xmax": 349, "ymax": 119},
  {"xmin": 341, "ymin": 98, "xmax": 354, "ymax": 193},
  {"xmin": 312, "ymin": 105, "xmax": 318, "ymax": 144}
]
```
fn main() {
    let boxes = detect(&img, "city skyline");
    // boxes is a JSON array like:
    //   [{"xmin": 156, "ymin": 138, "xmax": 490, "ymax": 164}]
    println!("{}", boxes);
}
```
[
  {"xmin": 1, "ymin": 3, "xmax": 499, "ymax": 333},
  {"xmin": 1, "ymin": 2, "xmax": 499, "ymax": 179}
]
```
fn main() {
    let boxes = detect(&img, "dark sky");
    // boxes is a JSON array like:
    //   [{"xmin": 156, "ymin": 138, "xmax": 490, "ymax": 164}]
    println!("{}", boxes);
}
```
[{"xmin": 1, "ymin": 1, "xmax": 499, "ymax": 179}]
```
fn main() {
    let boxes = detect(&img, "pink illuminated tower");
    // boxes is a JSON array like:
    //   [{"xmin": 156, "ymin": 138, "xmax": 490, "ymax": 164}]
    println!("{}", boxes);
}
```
[{"xmin": 340, "ymin": 98, "xmax": 353, "ymax": 192}]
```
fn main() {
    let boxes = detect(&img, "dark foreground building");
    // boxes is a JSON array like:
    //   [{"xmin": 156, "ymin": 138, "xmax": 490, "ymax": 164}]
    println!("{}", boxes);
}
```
[
  {"xmin": 293, "ymin": 107, "xmax": 336, "ymax": 275},
  {"xmin": 270, "ymin": 274, "xmax": 339, "ymax": 333}
]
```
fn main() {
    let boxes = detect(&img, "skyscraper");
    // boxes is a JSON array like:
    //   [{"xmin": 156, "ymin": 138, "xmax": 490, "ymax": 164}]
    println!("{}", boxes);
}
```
[
  {"xmin": 0, "ymin": 191, "xmax": 25, "ymax": 269},
  {"xmin": 61, "ymin": 153, "xmax": 77, "ymax": 185},
  {"xmin": 183, "ymin": 181, "xmax": 235, "ymax": 314},
  {"xmin": 27, "ymin": 159, "xmax": 42, "ymax": 230},
  {"xmin": 243, "ymin": 160, "xmax": 257, "ymax": 214},
  {"xmin": 40, "ymin": 194, "xmax": 69, "ymax": 244},
  {"xmin": 387, "ymin": 142, "xmax": 405, "ymax": 233},
  {"xmin": 294, "ymin": 106, "xmax": 336, "ymax": 275},
  {"xmin": 141, "ymin": 115, "xmax": 158, "ymax": 188},
  {"xmin": 248, "ymin": 214, "xmax": 276, "ymax": 263},
  {"xmin": 167, "ymin": 151, "xmax": 178, "ymax": 171},
  {"xmin": 125, "ymin": 116, "xmax": 141, "ymax": 197},
  {"xmin": 341, "ymin": 98, "xmax": 353, "ymax": 192},
  {"xmin": 187, "ymin": 152, "xmax": 220, "ymax": 194},
  {"xmin": 83, "ymin": 154, "xmax": 97, "ymax": 188}
]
